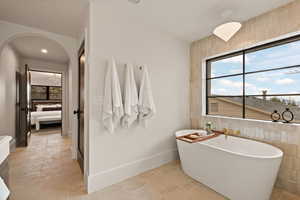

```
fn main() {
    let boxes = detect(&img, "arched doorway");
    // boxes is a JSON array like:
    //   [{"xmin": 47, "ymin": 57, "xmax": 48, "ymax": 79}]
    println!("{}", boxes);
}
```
[
  {"xmin": 0, "ymin": 31, "xmax": 79, "ymax": 157},
  {"xmin": 2, "ymin": 35, "xmax": 69, "ymax": 146},
  {"xmin": 0, "ymin": 33, "xmax": 85, "ymax": 198}
]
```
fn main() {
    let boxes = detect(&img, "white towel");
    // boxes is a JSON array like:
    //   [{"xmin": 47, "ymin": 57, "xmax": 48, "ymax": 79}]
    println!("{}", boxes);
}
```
[
  {"xmin": 0, "ymin": 177, "xmax": 9, "ymax": 200},
  {"xmin": 138, "ymin": 66, "xmax": 156, "ymax": 126},
  {"xmin": 102, "ymin": 58, "xmax": 124, "ymax": 133},
  {"xmin": 122, "ymin": 64, "xmax": 139, "ymax": 127}
]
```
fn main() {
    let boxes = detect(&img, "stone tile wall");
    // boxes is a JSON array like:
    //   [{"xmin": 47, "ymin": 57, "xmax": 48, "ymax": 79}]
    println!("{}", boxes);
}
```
[{"xmin": 190, "ymin": 1, "xmax": 300, "ymax": 194}]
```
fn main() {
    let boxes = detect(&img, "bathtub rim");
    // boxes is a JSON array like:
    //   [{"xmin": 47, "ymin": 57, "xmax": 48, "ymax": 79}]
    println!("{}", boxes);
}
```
[{"xmin": 175, "ymin": 130, "xmax": 283, "ymax": 160}]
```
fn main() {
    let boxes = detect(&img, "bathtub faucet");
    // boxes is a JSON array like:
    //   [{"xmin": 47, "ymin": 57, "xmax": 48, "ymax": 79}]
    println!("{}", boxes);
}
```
[{"xmin": 223, "ymin": 128, "xmax": 230, "ymax": 139}]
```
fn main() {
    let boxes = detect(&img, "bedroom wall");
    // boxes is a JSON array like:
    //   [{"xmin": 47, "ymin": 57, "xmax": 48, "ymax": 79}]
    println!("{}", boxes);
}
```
[
  {"xmin": 30, "ymin": 71, "xmax": 62, "ymax": 87},
  {"xmin": 0, "ymin": 44, "xmax": 20, "ymax": 147},
  {"xmin": 190, "ymin": 1, "xmax": 300, "ymax": 194},
  {"xmin": 86, "ymin": 0, "xmax": 190, "ymax": 193}
]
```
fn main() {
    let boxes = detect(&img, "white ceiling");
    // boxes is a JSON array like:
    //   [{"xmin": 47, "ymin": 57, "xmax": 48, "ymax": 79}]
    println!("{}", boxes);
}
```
[
  {"xmin": 121, "ymin": 0, "xmax": 295, "ymax": 42},
  {"xmin": 0, "ymin": 0, "xmax": 89, "ymax": 38},
  {"xmin": 10, "ymin": 36, "xmax": 69, "ymax": 64},
  {"xmin": 0, "ymin": 0, "xmax": 294, "ymax": 41}
]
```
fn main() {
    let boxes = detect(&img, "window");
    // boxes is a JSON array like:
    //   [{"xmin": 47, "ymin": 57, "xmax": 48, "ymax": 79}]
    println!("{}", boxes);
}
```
[
  {"xmin": 31, "ymin": 85, "xmax": 62, "ymax": 101},
  {"xmin": 49, "ymin": 86, "xmax": 62, "ymax": 100},
  {"xmin": 31, "ymin": 86, "xmax": 47, "ymax": 100},
  {"xmin": 206, "ymin": 35, "xmax": 300, "ymax": 123}
]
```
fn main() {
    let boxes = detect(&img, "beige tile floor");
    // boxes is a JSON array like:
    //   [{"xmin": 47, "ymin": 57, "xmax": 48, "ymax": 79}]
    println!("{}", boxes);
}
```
[
  {"xmin": 9, "ymin": 129, "xmax": 85, "ymax": 200},
  {"xmin": 9, "ymin": 130, "xmax": 300, "ymax": 200}
]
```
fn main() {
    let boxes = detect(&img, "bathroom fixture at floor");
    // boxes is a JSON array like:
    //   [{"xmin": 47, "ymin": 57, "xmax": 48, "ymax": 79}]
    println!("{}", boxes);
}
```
[
  {"xmin": 176, "ymin": 130, "xmax": 282, "ymax": 200},
  {"xmin": 213, "ymin": 22, "xmax": 242, "ymax": 42}
]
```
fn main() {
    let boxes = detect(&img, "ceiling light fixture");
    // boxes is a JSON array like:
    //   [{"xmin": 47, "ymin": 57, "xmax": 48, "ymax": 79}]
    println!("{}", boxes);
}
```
[
  {"xmin": 213, "ymin": 22, "xmax": 242, "ymax": 42},
  {"xmin": 128, "ymin": 0, "xmax": 141, "ymax": 4},
  {"xmin": 41, "ymin": 49, "xmax": 48, "ymax": 54}
]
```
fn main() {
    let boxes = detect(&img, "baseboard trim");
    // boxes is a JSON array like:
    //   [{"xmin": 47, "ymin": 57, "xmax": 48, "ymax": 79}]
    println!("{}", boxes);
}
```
[{"xmin": 87, "ymin": 149, "xmax": 178, "ymax": 193}]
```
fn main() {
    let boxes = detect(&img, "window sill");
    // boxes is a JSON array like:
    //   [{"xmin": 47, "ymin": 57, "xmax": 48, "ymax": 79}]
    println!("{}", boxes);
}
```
[{"xmin": 203, "ymin": 114, "xmax": 300, "ymax": 127}]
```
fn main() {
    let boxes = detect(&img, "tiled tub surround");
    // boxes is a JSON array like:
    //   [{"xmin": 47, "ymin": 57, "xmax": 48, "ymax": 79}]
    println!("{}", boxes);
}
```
[
  {"xmin": 201, "ymin": 116, "xmax": 300, "ymax": 194},
  {"xmin": 190, "ymin": 0, "xmax": 300, "ymax": 195}
]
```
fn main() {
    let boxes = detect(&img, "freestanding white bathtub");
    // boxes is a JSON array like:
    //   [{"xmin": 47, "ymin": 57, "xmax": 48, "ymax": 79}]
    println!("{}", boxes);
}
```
[{"xmin": 176, "ymin": 130, "xmax": 283, "ymax": 200}]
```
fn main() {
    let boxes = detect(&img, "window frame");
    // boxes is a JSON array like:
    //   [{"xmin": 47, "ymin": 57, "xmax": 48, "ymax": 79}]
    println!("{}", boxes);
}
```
[
  {"xmin": 31, "ymin": 85, "xmax": 62, "ymax": 101},
  {"xmin": 205, "ymin": 34, "xmax": 300, "ymax": 120}
]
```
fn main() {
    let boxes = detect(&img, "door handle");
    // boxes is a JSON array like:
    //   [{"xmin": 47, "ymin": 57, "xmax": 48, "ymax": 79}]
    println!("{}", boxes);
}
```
[
  {"xmin": 21, "ymin": 107, "xmax": 29, "ymax": 113},
  {"xmin": 73, "ymin": 110, "xmax": 79, "ymax": 115}
]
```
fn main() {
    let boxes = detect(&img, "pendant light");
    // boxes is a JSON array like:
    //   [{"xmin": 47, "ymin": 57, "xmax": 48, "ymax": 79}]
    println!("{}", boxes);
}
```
[{"xmin": 213, "ymin": 22, "xmax": 242, "ymax": 42}]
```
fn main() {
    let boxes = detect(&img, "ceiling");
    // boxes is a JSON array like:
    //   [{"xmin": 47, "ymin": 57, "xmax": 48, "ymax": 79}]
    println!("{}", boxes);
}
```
[
  {"xmin": 0, "ymin": 0, "xmax": 89, "ymax": 38},
  {"xmin": 0, "ymin": 0, "xmax": 295, "ymax": 41},
  {"xmin": 122, "ymin": 0, "xmax": 294, "ymax": 42},
  {"xmin": 10, "ymin": 36, "xmax": 69, "ymax": 64}
]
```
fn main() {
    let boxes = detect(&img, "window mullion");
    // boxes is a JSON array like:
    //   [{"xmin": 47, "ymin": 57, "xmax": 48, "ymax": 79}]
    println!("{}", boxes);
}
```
[
  {"xmin": 206, "ymin": 61, "xmax": 209, "ymax": 115},
  {"xmin": 242, "ymin": 52, "xmax": 246, "ymax": 118}
]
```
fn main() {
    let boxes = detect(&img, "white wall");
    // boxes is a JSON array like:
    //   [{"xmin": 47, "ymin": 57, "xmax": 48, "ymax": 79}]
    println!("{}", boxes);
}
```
[
  {"xmin": 20, "ymin": 58, "xmax": 69, "ymax": 136},
  {"xmin": 0, "ymin": 20, "xmax": 79, "ymax": 159},
  {"xmin": 87, "ymin": 0, "xmax": 190, "ymax": 192},
  {"xmin": 0, "ymin": 44, "xmax": 20, "ymax": 145}
]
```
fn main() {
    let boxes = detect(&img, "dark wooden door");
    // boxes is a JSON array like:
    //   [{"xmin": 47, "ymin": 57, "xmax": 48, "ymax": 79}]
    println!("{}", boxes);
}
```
[
  {"xmin": 75, "ymin": 42, "xmax": 85, "ymax": 172},
  {"xmin": 26, "ymin": 66, "xmax": 32, "ymax": 139},
  {"xmin": 18, "ymin": 65, "xmax": 31, "ymax": 147},
  {"xmin": 15, "ymin": 72, "xmax": 21, "ymax": 146}
]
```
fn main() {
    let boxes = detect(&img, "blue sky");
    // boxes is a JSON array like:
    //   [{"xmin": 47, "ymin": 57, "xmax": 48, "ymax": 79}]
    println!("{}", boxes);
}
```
[{"xmin": 210, "ymin": 40, "xmax": 300, "ymax": 103}]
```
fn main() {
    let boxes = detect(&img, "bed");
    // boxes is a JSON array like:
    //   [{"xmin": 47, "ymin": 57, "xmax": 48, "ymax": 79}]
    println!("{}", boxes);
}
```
[
  {"xmin": 36, "ymin": 104, "xmax": 62, "ymax": 111},
  {"xmin": 32, "ymin": 101, "xmax": 62, "ymax": 112},
  {"xmin": 31, "ymin": 111, "xmax": 62, "ymax": 131}
]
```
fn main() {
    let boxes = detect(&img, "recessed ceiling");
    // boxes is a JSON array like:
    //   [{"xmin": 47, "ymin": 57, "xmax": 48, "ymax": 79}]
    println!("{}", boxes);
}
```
[
  {"xmin": 10, "ymin": 36, "xmax": 69, "ymax": 64},
  {"xmin": 0, "ymin": 0, "xmax": 89, "ymax": 38},
  {"xmin": 120, "ymin": 0, "xmax": 294, "ymax": 42}
]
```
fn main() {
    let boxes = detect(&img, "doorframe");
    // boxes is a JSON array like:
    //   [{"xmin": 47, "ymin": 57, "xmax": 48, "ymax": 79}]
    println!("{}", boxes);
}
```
[
  {"xmin": 0, "ymin": 31, "xmax": 78, "ymax": 163},
  {"xmin": 17, "ymin": 64, "xmax": 31, "ymax": 147},
  {"xmin": 77, "ymin": 41, "xmax": 85, "ymax": 172},
  {"xmin": 26, "ymin": 67, "xmax": 69, "ymax": 137}
]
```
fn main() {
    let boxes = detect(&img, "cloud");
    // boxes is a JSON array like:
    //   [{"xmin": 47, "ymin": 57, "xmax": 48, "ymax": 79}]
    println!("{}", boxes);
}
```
[
  {"xmin": 219, "ymin": 79, "xmax": 243, "ymax": 88},
  {"xmin": 221, "ymin": 56, "xmax": 242, "ymax": 64},
  {"xmin": 211, "ymin": 88, "xmax": 228, "ymax": 95},
  {"xmin": 285, "ymin": 69, "xmax": 300, "ymax": 74},
  {"xmin": 251, "ymin": 54, "xmax": 300, "ymax": 70},
  {"xmin": 219, "ymin": 55, "xmax": 251, "ymax": 64},
  {"xmin": 213, "ymin": 79, "xmax": 243, "ymax": 95},
  {"xmin": 255, "ymin": 77, "xmax": 270, "ymax": 82},
  {"xmin": 275, "ymin": 78, "xmax": 295, "ymax": 85},
  {"xmin": 229, "ymin": 69, "xmax": 242, "ymax": 74},
  {"xmin": 215, "ymin": 78, "xmax": 271, "ymax": 95}
]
